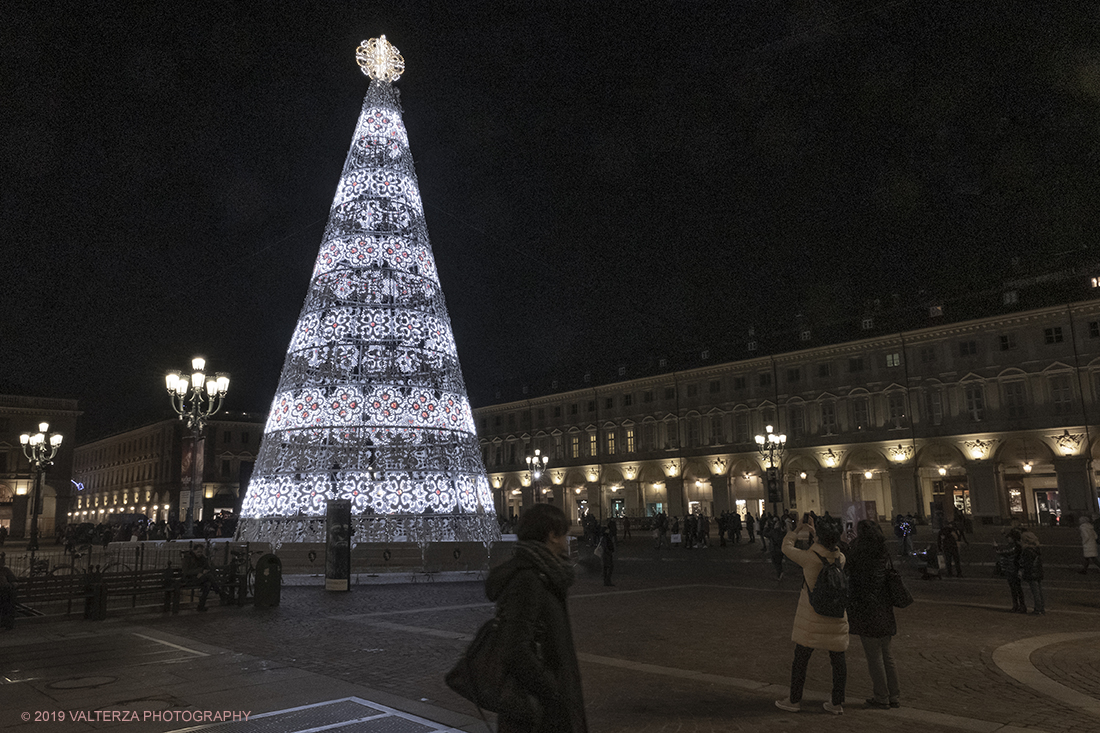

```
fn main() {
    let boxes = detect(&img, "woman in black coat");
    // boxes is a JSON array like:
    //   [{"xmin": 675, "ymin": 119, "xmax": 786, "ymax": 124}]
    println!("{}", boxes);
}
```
[
  {"xmin": 486, "ymin": 504, "xmax": 588, "ymax": 733},
  {"xmin": 846, "ymin": 520, "xmax": 901, "ymax": 709}
]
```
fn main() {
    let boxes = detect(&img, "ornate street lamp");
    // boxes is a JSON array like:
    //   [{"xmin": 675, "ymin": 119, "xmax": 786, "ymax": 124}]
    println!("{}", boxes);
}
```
[
  {"xmin": 526, "ymin": 449, "xmax": 549, "ymax": 504},
  {"xmin": 754, "ymin": 424, "xmax": 787, "ymax": 515},
  {"xmin": 20, "ymin": 422, "xmax": 63, "ymax": 561},
  {"xmin": 166, "ymin": 356, "xmax": 229, "ymax": 538}
]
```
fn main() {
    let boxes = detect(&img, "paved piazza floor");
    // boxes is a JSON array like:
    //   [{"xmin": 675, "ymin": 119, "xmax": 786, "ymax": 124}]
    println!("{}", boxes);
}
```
[{"xmin": 3, "ymin": 536, "xmax": 1100, "ymax": 733}]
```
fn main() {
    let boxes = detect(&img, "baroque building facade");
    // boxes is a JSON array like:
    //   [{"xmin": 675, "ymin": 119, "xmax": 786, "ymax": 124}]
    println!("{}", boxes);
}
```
[
  {"xmin": 0, "ymin": 395, "xmax": 81, "ymax": 539},
  {"xmin": 475, "ymin": 300, "xmax": 1100, "ymax": 526},
  {"xmin": 71, "ymin": 414, "xmax": 264, "ymax": 526}
]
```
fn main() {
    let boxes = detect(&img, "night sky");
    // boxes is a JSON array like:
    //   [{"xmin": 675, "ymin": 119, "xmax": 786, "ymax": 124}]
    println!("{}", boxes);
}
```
[{"xmin": 4, "ymin": 1, "xmax": 1100, "ymax": 440}]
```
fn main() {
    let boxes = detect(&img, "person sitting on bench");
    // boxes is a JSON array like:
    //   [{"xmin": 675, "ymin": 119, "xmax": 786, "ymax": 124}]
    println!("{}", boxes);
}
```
[{"xmin": 185, "ymin": 546, "xmax": 225, "ymax": 612}]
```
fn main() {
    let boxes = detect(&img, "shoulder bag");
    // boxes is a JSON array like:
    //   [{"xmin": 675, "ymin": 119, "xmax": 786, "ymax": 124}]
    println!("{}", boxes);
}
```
[
  {"xmin": 445, "ymin": 614, "xmax": 536, "ymax": 723},
  {"xmin": 884, "ymin": 554, "xmax": 914, "ymax": 608}
]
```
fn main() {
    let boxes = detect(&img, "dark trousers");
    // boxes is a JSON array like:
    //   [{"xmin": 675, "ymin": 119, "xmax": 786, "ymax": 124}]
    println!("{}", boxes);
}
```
[
  {"xmin": 197, "ymin": 572, "xmax": 224, "ymax": 609},
  {"xmin": 789, "ymin": 644, "xmax": 846, "ymax": 705},
  {"xmin": 602, "ymin": 555, "xmax": 614, "ymax": 585},
  {"xmin": 943, "ymin": 546, "xmax": 962, "ymax": 576},
  {"xmin": 1007, "ymin": 577, "xmax": 1026, "ymax": 611}
]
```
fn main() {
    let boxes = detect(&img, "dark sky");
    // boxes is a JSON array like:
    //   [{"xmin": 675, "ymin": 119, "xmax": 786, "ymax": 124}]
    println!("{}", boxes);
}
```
[{"xmin": 4, "ymin": 1, "xmax": 1100, "ymax": 440}]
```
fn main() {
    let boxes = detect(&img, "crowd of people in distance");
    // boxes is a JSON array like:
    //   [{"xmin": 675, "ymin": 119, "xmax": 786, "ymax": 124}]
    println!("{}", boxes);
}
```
[{"xmin": 54, "ymin": 513, "xmax": 239, "ymax": 552}]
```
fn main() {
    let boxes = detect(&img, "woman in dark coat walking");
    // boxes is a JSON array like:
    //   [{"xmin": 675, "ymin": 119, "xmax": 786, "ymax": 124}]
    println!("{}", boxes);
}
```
[
  {"xmin": 599, "ymin": 521, "xmax": 616, "ymax": 586},
  {"xmin": 485, "ymin": 504, "xmax": 588, "ymax": 733},
  {"xmin": 847, "ymin": 520, "xmax": 901, "ymax": 709}
]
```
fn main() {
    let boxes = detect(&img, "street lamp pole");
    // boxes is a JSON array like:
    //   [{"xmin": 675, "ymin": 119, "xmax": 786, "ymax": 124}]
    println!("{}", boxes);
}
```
[
  {"xmin": 754, "ymin": 424, "xmax": 787, "ymax": 517},
  {"xmin": 20, "ymin": 422, "xmax": 63, "ymax": 564},
  {"xmin": 165, "ymin": 357, "xmax": 229, "ymax": 539},
  {"xmin": 526, "ymin": 449, "xmax": 549, "ymax": 505}
]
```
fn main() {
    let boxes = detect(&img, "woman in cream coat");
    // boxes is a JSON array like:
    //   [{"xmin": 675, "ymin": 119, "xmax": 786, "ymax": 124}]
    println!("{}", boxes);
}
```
[{"xmin": 775, "ymin": 517, "xmax": 849, "ymax": 715}]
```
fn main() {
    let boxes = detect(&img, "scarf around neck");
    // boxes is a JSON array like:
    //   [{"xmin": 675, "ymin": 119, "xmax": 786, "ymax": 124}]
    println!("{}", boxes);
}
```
[{"xmin": 515, "ymin": 539, "xmax": 575, "ymax": 595}]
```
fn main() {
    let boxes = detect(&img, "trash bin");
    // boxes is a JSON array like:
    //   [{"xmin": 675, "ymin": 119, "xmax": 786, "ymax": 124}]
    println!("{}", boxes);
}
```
[{"xmin": 253, "ymin": 554, "xmax": 282, "ymax": 607}]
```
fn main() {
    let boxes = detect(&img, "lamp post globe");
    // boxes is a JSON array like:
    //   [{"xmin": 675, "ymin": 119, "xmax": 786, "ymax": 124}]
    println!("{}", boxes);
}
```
[
  {"xmin": 754, "ymin": 424, "xmax": 787, "ymax": 516},
  {"xmin": 20, "ymin": 422, "xmax": 63, "ymax": 563},
  {"xmin": 525, "ymin": 449, "xmax": 550, "ymax": 504},
  {"xmin": 166, "ymin": 356, "xmax": 229, "ymax": 538}
]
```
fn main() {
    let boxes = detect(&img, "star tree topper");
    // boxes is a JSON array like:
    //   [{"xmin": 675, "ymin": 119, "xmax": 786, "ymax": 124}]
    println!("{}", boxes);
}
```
[{"xmin": 356, "ymin": 35, "xmax": 405, "ymax": 82}]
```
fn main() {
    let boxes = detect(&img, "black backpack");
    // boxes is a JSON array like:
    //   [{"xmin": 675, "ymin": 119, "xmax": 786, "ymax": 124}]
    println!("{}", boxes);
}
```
[{"xmin": 806, "ymin": 551, "xmax": 848, "ymax": 618}]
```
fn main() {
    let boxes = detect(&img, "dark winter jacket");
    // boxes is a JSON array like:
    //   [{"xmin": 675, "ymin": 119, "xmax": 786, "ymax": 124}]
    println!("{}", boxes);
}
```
[
  {"xmin": 1020, "ymin": 547, "xmax": 1043, "ymax": 582},
  {"xmin": 845, "ymin": 542, "xmax": 897, "ymax": 638},
  {"xmin": 485, "ymin": 544, "xmax": 587, "ymax": 733}
]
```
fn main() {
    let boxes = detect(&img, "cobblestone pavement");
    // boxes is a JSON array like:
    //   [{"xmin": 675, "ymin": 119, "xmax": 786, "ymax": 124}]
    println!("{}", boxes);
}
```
[
  {"xmin": 4, "ymin": 533, "xmax": 1099, "ymax": 733},
  {"xmin": 90, "ymin": 535, "xmax": 1097, "ymax": 733}
]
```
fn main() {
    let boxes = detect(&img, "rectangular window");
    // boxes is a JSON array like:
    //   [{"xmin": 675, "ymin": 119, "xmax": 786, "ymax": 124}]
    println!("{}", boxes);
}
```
[
  {"xmin": 664, "ymin": 386, "xmax": 676, "ymax": 400},
  {"xmin": 241, "ymin": 432, "xmax": 250, "ymax": 444},
  {"xmin": 886, "ymin": 353, "xmax": 901, "ymax": 368},
  {"xmin": 508, "ymin": 443, "xmax": 517, "ymax": 464},
  {"xmin": 959, "ymin": 340, "xmax": 977, "ymax": 357},
  {"xmin": 734, "ymin": 412, "xmax": 750, "ymax": 443},
  {"xmin": 537, "ymin": 408, "xmax": 546, "ymax": 424},
  {"xmin": 759, "ymin": 372, "xmax": 772, "ymax": 388},
  {"xmin": 887, "ymin": 392, "xmax": 906, "ymax": 429},
  {"xmin": 709, "ymin": 380, "xmax": 721, "ymax": 394},
  {"xmin": 605, "ymin": 397, "xmax": 614, "ymax": 410},
  {"xmin": 710, "ymin": 414, "xmax": 723, "ymax": 444},
  {"xmin": 851, "ymin": 398, "xmax": 870, "ymax": 430},
  {"xmin": 570, "ymin": 403, "xmax": 578, "ymax": 415},
  {"xmin": 587, "ymin": 400, "xmax": 596, "ymax": 413},
  {"xmin": 508, "ymin": 414, "xmax": 516, "ymax": 429},
  {"xmin": 554, "ymin": 406, "xmax": 562, "ymax": 418},
  {"xmin": 589, "ymin": 432, "xmax": 597, "ymax": 456},
  {"xmin": 554, "ymin": 434, "xmax": 563, "ymax": 459},
  {"xmin": 920, "ymin": 346, "xmax": 936, "ymax": 363},
  {"xmin": 1051, "ymin": 374, "xmax": 1074, "ymax": 414},
  {"xmin": 789, "ymin": 404, "xmax": 805, "ymax": 439},
  {"xmin": 686, "ymin": 383, "xmax": 699, "ymax": 397},
  {"xmin": 570, "ymin": 436, "xmax": 580, "ymax": 459},
  {"xmin": 818, "ymin": 363, "xmax": 832, "ymax": 378},
  {"xmin": 606, "ymin": 431, "xmax": 616, "ymax": 455},
  {"xmin": 928, "ymin": 390, "xmax": 944, "ymax": 426},
  {"xmin": 1003, "ymin": 381, "xmax": 1027, "ymax": 419},
  {"xmin": 787, "ymin": 368, "xmax": 801, "ymax": 383},
  {"xmin": 1045, "ymin": 327, "xmax": 1064, "ymax": 344},
  {"xmin": 223, "ymin": 431, "xmax": 231, "ymax": 443},
  {"xmin": 642, "ymin": 423, "xmax": 656, "ymax": 451},
  {"xmin": 733, "ymin": 376, "xmax": 747, "ymax": 390},
  {"xmin": 820, "ymin": 401, "xmax": 837, "ymax": 435},
  {"xmin": 1000, "ymin": 334, "xmax": 1017, "ymax": 351},
  {"xmin": 221, "ymin": 459, "xmax": 231, "ymax": 478},
  {"xmin": 665, "ymin": 422, "xmax": 679, "ymax": 449},
  {"xmin": 623, "ymin": 394, "xmax": 633, "ymax": 407},
  {"xmin": 849, "ymin": 357, "xmax": 864, "ymax": 373},
  {"xmin": 625, "ymin": 428, "xmax": 635, "ymax": 453},
  {"xmin": 643, "ymin": 390, "xmax": 654, "ymax": 403},
  {"xmin": 494, "ymin": 415, "xmax": 502, "ymax": 427},
  {"xmin": 1090, "ymin": 321, "xmax": 1100, "ymax": 339},
  {"xmin": 964, "ymin": 385, "xmax": 985, "ymax": 421},
  {"xmin": 687, "ymin": 417, "xmax": 700, "ymax": 447}
]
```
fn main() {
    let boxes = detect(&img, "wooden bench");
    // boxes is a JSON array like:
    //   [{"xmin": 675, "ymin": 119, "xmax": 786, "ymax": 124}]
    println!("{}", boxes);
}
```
[
  {"xmin": 93, "ymin": 568, "xmax": 179, "ymax": 619},
  {"xmin": 13, "ymin": 574, "xmax": 91, "ymax": 617}
]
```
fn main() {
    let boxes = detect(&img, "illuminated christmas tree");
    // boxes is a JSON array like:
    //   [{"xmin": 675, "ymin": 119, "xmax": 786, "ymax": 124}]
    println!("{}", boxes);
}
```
[{"xmin": 237, "ymin": 37, "xmax": 498, "ymax": 546}]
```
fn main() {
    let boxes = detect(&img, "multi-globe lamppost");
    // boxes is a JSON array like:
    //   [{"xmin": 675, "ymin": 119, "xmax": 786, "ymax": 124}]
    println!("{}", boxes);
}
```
[
  {"xmin": 755, "ymin": 424, "xmax": 787, "ymax": 516},
  {"xmin": 526, "ymin": 449, "xmax": 549, "ymax": 504},
  {"xmin": 165, "ymin": 357, "xmax": 229, "ymax": 539},
  {"xmin": 20, "ymin": 422, "xmax": 63, "ymax": 562}
]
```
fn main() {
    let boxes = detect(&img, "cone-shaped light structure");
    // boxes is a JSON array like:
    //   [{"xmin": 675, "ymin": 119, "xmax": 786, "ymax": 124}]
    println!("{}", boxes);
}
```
[{"xmin": 238, "ymin": 37, "xmax": 498, "ymax": 545}]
